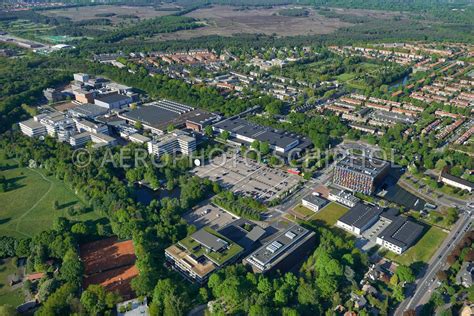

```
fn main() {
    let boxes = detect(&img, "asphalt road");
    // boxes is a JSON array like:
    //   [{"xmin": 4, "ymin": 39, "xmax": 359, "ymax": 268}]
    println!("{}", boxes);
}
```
[{"xmin": 395, "ymin": 211, "xmax": 473, "ymax": 315}]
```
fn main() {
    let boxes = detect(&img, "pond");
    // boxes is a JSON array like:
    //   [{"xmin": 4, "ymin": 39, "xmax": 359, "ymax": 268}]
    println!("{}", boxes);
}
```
[{"xmin": 389, "ymin": 74, "xmax": 410, "ymax": 90}]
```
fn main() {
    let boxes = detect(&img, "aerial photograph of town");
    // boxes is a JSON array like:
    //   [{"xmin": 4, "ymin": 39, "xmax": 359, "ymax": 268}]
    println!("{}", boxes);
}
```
[{"xmin": 0, "ymin": 0, "xmax": 473, "ymax": 315}]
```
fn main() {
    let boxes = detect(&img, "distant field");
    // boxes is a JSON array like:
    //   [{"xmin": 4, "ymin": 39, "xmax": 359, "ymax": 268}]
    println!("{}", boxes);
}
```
[
  {"xmin": 0, "ymin": 155, "xmax": 104, "ymax": 238},
  {"xmin": 384, "ymin": 226, "xmax": 448, "ymax": 266},
  {"xmin": 155, "ymin": 5, "xmax": 352, "ymax": 40},
  {"xmin": 42, "ymin": 5, "xmax": 179, "ymax": 24}
]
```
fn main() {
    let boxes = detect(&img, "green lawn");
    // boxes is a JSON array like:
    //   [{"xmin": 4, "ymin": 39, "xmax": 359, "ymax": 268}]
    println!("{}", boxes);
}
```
[
  {"xmin": 0, "ymin": 156, "xmax": 104, "ymax": 238},
  {"xmin": 293, "ymin": 204, "xmax": 317, "ymax": 219},
  {"xmin": 307, "ymin": 202, "xmax": 349, "ymax": 226},
  {"xmin": 0, "ymin": 259, "xmax": 24, "ymax": 306},
  {"xmin": 384, "ymin": 226, "xmax": 448, "ymax": 266}
]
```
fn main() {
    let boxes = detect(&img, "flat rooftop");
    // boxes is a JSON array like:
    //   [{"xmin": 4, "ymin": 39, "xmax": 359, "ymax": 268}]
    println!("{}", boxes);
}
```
[
  {"xmin": 69, "ymin": 103, "xmax": 109, "ymax": 117},
  {"xmin": 338, "ymin": 203, "xmax": 384, "ymax": 229},
  {"xmin": 246, "ymin": 224, "xmax": 312, "ymax": 267},
  {"xmin": 213, "ymin": 117, "xmax": 308, "ymax": 150},
  {"xmin": 302, "ymin": 193, "xmax": 328, "ymax": 208},
  {"xmin": 120, "ymin": 100, "xmax": 213, "ymax": 132},
  {"xmin": 336, "ymin": 155, "xmax": 389, "ymax": 177},
  {"xmin": 179, "ymin": 227, "xmax": 243, "ymax": 266},
  {"xmin": 378, "ymin": 217, "xmax": 424, "ymax": 248},
  {"xmin": 95, "ymin": 92, "xmax": 131, "ymax": 104}
]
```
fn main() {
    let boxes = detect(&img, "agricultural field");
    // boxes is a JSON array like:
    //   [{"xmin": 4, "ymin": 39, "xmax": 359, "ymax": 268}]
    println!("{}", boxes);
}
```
[
  {"xmin": 0, "ymin": 154, "xmax": 105, "ymax": 239},
  {"xmin": 42, "ymin": 4, "xmax": 180, "ymax": 25},
  {"xmin": 155, "ymin": 5, "xmax": 352, "ymax": 40},
  {"xmin": 383, "ymin": 226, "xmax": 448, "ymax": 266}
]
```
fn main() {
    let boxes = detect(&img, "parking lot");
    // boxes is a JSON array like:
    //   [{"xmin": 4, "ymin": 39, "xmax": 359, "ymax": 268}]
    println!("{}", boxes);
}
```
[
  {"xmin": 191, "ymin": 153, "xmax": 301, "ymax": 203},
  {"xmin": 183, "ymin": 203, "xmax": 236, "ymax": 230}
]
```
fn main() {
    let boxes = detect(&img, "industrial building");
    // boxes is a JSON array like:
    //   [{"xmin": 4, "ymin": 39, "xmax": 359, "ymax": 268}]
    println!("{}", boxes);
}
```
[
  {"xmin": 243, "ymin": 224, "xmax": 316, "ymax": 274},
  {"xmin": 376, "ymin": 216, "xmax": 424, "ymax": 254},
  {"xmin": 213, "ymin": 117, "xmax": 312, "ymax": 156},
  {"xmin": 333, "ymin": 155, "xmax": 390, "ymax": 195},
  {"xmin": 336, "ymin": 203, "xmax": 384, "ymax": 236},
  {"xmin": 119, "ymin": 100, "xmax": 219, "ymax": 134}
]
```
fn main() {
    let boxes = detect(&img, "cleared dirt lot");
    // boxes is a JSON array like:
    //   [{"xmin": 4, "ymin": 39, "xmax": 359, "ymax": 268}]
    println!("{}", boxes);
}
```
[
  {"xmin": 155, "ymin": 5, "xmax": 352, "ymax": 40},
  {"xmin": 43, "ymin": 5, "xmax": 179, "ymax": 24}
]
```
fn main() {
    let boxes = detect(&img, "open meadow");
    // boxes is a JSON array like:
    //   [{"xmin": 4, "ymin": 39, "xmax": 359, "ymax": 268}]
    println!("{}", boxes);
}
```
[{"xmin": 0, "ymin": 154, "xmax": 105, "ymax": 238}]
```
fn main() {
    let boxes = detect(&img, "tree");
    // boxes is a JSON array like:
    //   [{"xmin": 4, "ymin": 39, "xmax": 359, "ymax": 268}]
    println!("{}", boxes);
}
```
[
  {"xmin": 60, "ymin": 250, "xmax": 83, "ymax": 284},
  {"xmin": 396, "ymin": 265, "xmax": 415, "ymax": 283},
  {"xmin": 81, "ymin": 284, "xmax": 120, "ymax": 315},
  {"xmin": 53, "ymin": 200, "xmax": 60, "ymax": 210},
  {"xmin": 38, "ymin": 278, "xmax": 59, "ymax": 302},
  {"xmin": 220, "ymin": 130, "xmax": 230, "ymax": 140},
  {"xmin": 134, "ymin": 121, "xmax": 143, "ymax": 130},
  {"xmin": 204, "ymin": 125, "xmax": 213, "ymax": 137},
  {"xmin": 0, "ymin": 305, "xmax": 18, "ymax": 316},
  {"xmin": 259, "ymin": 141, "xmax": 270, "ymax": 155},
  {"xmin": 436, "ymin": 270, "xmax": 448, "ymax": 282}
]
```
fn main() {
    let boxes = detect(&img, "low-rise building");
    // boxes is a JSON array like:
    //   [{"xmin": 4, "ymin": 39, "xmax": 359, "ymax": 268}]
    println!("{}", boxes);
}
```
[
  {"xmin": 456, "ymin": 262, "xmax": 474, "ymax": 288},
  {"xmin": 439, "ymin": 167, "xmax": 474, "ymax": 193},
  {"xmin": 243, "ymin": 224, "xmax": 316, "ymax": 274},
  {"xmin": 301, "ymin": 193, "xmax": 328, "ymax": 212},
  {"xmin": 376, "ymin": 216, "xmax": 424, "ymax": 254},
  {"xmin": 165, "ymin": 227, "xmax": 244, "ymax": 283},
  {"xmin": 336, "ymin": 203, "xmax": 384, "ymax": 235},
  {"xmin": 19, "ymin": 118, "xmax": 47, "ymax": 137},
  {"xmin": 94, "ymin": 92, "xmax": 133, "ymax": 109},
  {"xmin": 328, "ymin": 189, "xmax": 360, "ymax": 207}
]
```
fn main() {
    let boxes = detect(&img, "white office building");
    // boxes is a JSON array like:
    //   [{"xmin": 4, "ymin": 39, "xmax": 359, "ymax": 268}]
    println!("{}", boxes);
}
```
[{"xmin": 147, "ymin": 130, "xmax": 196, "ymax": 157}]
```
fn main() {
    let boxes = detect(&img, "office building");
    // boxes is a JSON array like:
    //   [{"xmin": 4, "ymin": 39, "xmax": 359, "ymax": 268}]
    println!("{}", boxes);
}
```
[
  {"xmin": 301, "ymin": 193, "xmax": 328, "ymax": 212},
  {"xmin": 213, "ymin": 117, "xmax": 311, "ymax": 155},
  {"xmin": 19, "ymin": 118, "xmax": 47, "ymax": 137},
  {"xmin": 73, "ymin": 73, "xmax": 90, "ymax": 83},
  {"xmin": 43, "ymin": 88, "xmax": 64, "ymax": 102},
  {"xmin": 68, "ymin": 103, "xmax": 109, "ymax": 119},
  {"xmin": 328, "ymin": 188, "xmax": 360, "ymax": 207},
  {"xmin": 147, "ymin": 130, "xmax": 196, "ymax": 157},
  {"xmin": 243, "ymin": 224, "xmax": 316, "ymax": 274},
  {"xmin": 165, "ymin": 227, "xmax": 244, "ymax": 283},
  {"xmin": 74, "ymin": 118, "xmax": 109, "ymax": 135},
  {"xmin": 333, "ymin": 155, "xmax": 390, "ymax": 195},
  {"xmin": 376, "ymin": 216, "xmax": 423, "ymax": 254},
  {"xmin": 186, "ymin": 111, "xmax": 220, "ymax": 132},
  {"xmin": 69, "ymin": 132, "xmax": 116, "ymax": 148},
  {"xmin": 336, "ymin": 203, "xmax": 384, "ymax": 235}
]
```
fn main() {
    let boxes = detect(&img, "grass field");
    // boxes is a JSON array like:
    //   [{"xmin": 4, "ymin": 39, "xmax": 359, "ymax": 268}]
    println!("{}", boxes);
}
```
[
  {"xmin": 292, "ymin": 204, "xmax": 316, "ymax": 219},
  {"xmin": 307, "ymin": 202, "xmax": 349, "ymax": 226},
  {"xmin": 0, "ymin": 155, "xmax": 104, "ymax": 238},
  {"xmin": 0, "ymin": 259, "xmax": 23, "ymax": 306},
  {"xmin": 384, "ymin": 226, "xmax": 448, "ymax": 266}
]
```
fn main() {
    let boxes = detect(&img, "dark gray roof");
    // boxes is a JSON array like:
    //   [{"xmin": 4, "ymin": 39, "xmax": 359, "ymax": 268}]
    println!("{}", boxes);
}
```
[
  {"xmin": 213, "ymin": 117, "xmax": 308, "ymax": 150},
  {"xmin": 378, "ymin": 217, "xmax": 424, "ymax": 248},
  {"xmin": 122, "ymin": 104, "xmax": 179, "ymax": 128},
  {"xmin": 302, "ymin": 193, "xmax": 328, "ymax": 208},
  {"xmin": 95, "ymin": 93, "xmax": 131, "ymax": 104},
  {"xmin": 69, "ymin": 103, "xmax": 109, "ymax": 118},
  {"xmin": 338, "ymin": 203, "xmax": 384, "ymax": 229},
  {"xmin": 191, "ymin": 229, "xmax": 228, "ymax": 252},
  {"xmin": 218, "ymin": 219, "xmax": 266, "ymax": 251},
  {"xmin": 247, "ymin": 224, "xmax": 312, "ymax": 266},
  {"xmin": 441, "ymin": 168, "xmax": 474, "ymax": 189}
]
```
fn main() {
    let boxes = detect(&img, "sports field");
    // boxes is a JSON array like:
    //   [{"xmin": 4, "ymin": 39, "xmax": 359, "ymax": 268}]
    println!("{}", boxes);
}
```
[{"xmin": 0, "ymin": 155, "xmax": 103, "ymax": 238}]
